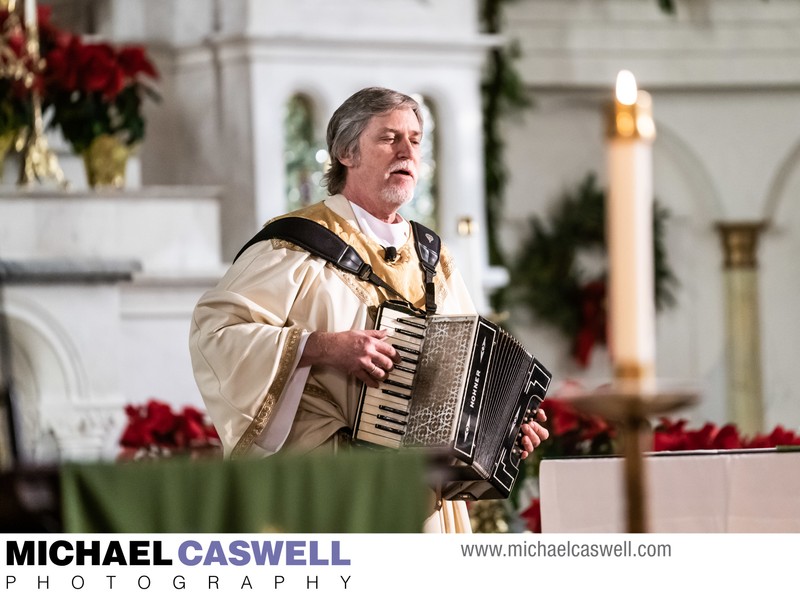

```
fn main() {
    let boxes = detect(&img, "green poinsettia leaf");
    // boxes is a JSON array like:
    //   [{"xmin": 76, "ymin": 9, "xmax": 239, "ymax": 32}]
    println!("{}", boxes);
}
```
[{"xmin": 509, "ymin": 172, "xmax": 679, "ymax": 364}]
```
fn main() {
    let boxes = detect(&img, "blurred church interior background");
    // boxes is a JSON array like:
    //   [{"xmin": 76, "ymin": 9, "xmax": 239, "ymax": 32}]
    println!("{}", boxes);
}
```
[{"xmin": 1, "ymin": 0, "xmax": 799, "ymax": 477}]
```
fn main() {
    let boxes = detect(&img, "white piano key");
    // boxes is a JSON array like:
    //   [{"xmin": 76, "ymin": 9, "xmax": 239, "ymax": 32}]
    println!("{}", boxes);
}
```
[
  {"xmin": 356, "ymin": 425, "xmax": 402, "ymax": 449},
  {"xmin": 361, "ymin": 403, "xmax": 409, "ymax": 425},
  {"xmin": 384, "ymin": 367, "xmax": 415, "ymax": 384},
  {"xmin": 363, "ymin": 388, "xmax": 412, "ymax": 410},
  {"xmin": 359, "ymin": 411, "xmax": 407, "ymax": 433}
]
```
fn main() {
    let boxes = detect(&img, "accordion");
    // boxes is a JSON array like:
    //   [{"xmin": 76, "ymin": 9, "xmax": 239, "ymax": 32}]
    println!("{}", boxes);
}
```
[{"xmin": 352, "ymin": 301, "xmax": 552, "ymax": 500}]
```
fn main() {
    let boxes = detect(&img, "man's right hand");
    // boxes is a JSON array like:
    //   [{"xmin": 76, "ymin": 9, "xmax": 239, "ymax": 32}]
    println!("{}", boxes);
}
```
[{"xmin": 299, "ymin": 330, "xmax": 401, "ymax": 387}]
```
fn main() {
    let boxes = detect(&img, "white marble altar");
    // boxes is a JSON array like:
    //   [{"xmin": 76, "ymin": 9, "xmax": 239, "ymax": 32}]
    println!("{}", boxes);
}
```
[
  {"xmin": 540, "ymin": 449, "xmax": 800, "ymax": 533},
  {"xmin": 0, "ymin": 187, "xmax": 224, "ymax": 462}
]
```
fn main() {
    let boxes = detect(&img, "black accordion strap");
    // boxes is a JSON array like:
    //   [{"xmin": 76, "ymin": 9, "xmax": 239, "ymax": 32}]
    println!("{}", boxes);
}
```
[
  {"xmin": 409, "ymin": 220, "xmax": 440, "ymax": 317},
  {"xmin": 233, "ymin": 217, "xmax": 426, "ymax": 314}
]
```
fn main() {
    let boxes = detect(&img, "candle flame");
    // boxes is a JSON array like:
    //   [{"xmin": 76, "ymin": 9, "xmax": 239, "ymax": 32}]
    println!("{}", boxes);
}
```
[{"xmin": 615, "ymin": 70, "xmax": 638, "ymax": 105}]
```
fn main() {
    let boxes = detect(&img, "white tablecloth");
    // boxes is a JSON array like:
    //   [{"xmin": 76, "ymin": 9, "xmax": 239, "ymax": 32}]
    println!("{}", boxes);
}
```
[{"xmin": 539, "ymin": 449, "xmax": 800, "ymax": 532}]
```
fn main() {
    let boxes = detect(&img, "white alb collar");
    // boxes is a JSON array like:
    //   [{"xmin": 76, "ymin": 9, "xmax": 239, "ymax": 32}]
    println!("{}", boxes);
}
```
[{"xmin": 349, "ymin": 201, "xmax": 409, "ymax": 248}]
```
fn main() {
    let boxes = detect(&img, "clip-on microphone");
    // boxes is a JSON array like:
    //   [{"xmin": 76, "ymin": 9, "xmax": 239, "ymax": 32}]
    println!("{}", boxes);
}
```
[{"xmin": 383, "ymin": 246, "xmax": 398, "ymax": 262}]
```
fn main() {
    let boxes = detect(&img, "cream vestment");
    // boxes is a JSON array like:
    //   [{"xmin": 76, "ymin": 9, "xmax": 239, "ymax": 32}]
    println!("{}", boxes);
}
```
[{"xmin": 189, "ymin": 194, "xmax": 475, "ymax": 532}]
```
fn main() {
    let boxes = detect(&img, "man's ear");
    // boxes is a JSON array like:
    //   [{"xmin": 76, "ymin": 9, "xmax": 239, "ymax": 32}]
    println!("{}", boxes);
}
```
[{"xmin": 339, "ymin": 152, "xmax": 355, "ymax": 168}]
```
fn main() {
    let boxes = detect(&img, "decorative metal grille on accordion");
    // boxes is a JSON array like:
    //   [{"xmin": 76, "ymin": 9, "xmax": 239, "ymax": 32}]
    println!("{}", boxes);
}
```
[{"xmin": 352, "ymin": 301, "xmax": 552, "ymax": 500}]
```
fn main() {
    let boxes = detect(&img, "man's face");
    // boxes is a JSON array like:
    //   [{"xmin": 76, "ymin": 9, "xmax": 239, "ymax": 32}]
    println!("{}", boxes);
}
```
[{"xmin": 340, "ymin": 107, "xmax": 422, "ymax": 219}]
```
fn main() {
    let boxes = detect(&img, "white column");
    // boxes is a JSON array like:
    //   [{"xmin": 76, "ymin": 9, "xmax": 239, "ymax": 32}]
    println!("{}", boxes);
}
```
[{"xmin": 717, "ymin": 222, "xmax": 766, "ymax": 435}]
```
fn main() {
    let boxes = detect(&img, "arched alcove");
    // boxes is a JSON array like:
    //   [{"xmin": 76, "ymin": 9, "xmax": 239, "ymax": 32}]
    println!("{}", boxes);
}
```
[
  {"xmin": 758, "ymin": 139, "xmax": 800, "ymax": 427},
  {"xmin": 284, "ymin": 93, "xmax": 328, "ymax": 212},
  {"xmin": 3, "ymin": 296, "xmax": 86, "ymax": 463},
  {"xmin": 762, "ymin": 138, "xmax": 800, "ymax": 223}
]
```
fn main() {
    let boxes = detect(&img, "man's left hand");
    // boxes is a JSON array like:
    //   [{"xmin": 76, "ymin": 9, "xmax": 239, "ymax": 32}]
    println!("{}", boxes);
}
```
[{"xmin": 518, "ymin": 408, "xmax": 549, "ymax": 460}]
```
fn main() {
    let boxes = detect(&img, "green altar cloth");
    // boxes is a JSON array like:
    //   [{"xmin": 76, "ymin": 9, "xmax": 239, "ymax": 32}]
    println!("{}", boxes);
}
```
[{"xmin": 60, "ymin": 449, "xmax": 430, "ymax": 533}]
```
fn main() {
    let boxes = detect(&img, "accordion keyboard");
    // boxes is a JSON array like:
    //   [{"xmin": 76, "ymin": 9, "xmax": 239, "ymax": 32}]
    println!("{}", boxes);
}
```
[
  {"xmin": 352, "ymin": 302, "xmax": 552, "ymax": 500},
  {"xmin": 354, "ymin": 305, "xmax": 426, "ymax": 448}
]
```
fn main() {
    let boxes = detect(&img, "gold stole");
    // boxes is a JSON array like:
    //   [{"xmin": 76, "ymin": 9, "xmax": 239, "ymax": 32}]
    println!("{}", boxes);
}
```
[{"xmin": 273, "ymin": 201, "xmax": 430, "ymax": 310}]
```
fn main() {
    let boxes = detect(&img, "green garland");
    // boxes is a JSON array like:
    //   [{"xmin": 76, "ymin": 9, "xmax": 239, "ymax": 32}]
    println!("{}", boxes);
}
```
[
  {"xmin": 479, "ymin": 0, "xmax": 674, "ymax": 313},
  {"xmin": 479, "ymin": 0, "xmax": 532, "ymax": 312},
  {"xmin": 509, "ymin": 173, "xmax": 678, "ymax": 366}
]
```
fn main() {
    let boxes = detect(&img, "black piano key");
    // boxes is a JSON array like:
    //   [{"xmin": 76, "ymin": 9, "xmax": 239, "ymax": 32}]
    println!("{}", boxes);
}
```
[
  {"xmin": 379, "ymin": 404, "xmax": 409, "ymax": 417},
  {"xmin": 399, "ymin": 356, "xmax": 418, "ymax": 364},
  {"xmin": 397, "ymin": 318, "xmax": 426, "ymax": 330},
  {"xmin": 381, "ymin": 388, "xmax": 411, "ymax": 400},
  {"xmin": 394, "ymin": 364, "xmax": 415, "ymax": 374},
  {"xmin": 377, "ymin": 414, "xmax": 407, "ymax": 426},
  {"xmin": 384, "ymin": 378, "xmax": 413, "ymax": 391},
  {"xmin": 375, "ymin": 423, "xmax": 406, "ymax": 436},
  {"xmin": 396, "ymin": 328, "xmax": 424, "ymax": 340},
  {"xmin": 393, "ymin": 344, "xmax": 420, "ymax": 356}
]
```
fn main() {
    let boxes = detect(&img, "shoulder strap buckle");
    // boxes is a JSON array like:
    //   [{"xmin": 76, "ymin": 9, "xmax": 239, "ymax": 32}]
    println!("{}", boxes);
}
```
[
  {"xmin": 410, "ymin": 221, "xmax": 441, "ymax": 317},
  {"xmin": 356, "ymin": 263, "xmax": 373, "ymax": 282}
]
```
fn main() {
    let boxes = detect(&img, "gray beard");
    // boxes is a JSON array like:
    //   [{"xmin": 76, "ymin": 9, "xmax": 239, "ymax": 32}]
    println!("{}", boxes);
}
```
[{"xmin": 380, "ymin": 185, "xmax": 414, "ymax": 208}]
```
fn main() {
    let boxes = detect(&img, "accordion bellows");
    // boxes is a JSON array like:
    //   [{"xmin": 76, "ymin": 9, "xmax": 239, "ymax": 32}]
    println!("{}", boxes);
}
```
[{"xmin": 353, "ymin": 301, "xmax": 552, "ymax": 500}]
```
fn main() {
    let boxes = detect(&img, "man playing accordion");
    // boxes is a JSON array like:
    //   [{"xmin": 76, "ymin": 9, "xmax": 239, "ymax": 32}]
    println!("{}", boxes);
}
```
[{"xmin": 189, "ymin": 86, "xmax": 549, "ymax": 532}]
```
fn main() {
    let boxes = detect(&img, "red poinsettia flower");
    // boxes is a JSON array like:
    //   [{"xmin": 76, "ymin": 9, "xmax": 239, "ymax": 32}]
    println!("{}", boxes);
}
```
[
  {"xmin": 541, "ymin": 399, "xmax": 580, "ymax": 437},
  {"xmin": 77, "ymin": 42, "xmax": 125, "ymax": 99},
  {"xmin": 652, "ymin": 417, "xmax": 800, "ymax": 453},
  {"xmin": 540, "ymin": 395, "xmax": 613, "ymax": 443},
  {"xmin": 46, "ymin": 37, "xmax": 128, "ymax": 98},
  {"xmin": 43, "ymin": 32, "xmax": 160, "ymax": 153},
  {"xmin": 686, "ymin": 422, "xmax": 717, "ymax": 450},
  {"xmin": 119, "ymin": 399, "xmax": 178, "ymax": 448},
  {"xmin": 119, "ymin": 406, "xmax": 153, "ymax": 448},
  {"xmin": 747, "ymin": 425, "xmax": 800, "ymax": 448},
  {"xmin": 653, "ymin": 417, "xmax": 690, "ymax": 451},
  {"xmin": 573, "ymin": 279, "xmax": 607, "ymax": 367},
  {"xmin": 177, "ymin": 406, "xmax": 220, "ymax": 448},
  {"xmin": 36, "ymin": 5, "xmax": 69, "ymax": 51},
  {"xmin": 117, "ymin": 46, "xmax": 159, "ymax": 80},
  {"xmin": 180, "ymin": 407, "xmax": 207, "ymax": 443},
  {"xmin": 710, "ymin": 423, "xmax": 743, "ymax": 449},
  {"xmin": 45, "ymin": 36, "xmax": 83, "ymax": 91},
  {"xmin": 580, "ymin": 412, "xmax": 614, "ymax": 442},
  {"xmin": 145, "ymin": 399, "xmax": 180, "ymax": 439},
  {"xmin": 520, "ymin": 498, "xmax": 542, "ymax": 533},
  {"xmin": 749, "ymin": 428, "xmax": 768, "ymax": 447},
  {"xmin": 119, "ymin": 399, "xmax": 220, "ymax": 455}
]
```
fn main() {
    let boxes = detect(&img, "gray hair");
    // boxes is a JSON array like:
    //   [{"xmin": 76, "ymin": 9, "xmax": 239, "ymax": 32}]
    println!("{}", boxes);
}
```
[{"xmin": 323, "ymin": 87, "xmax": 423, "ymax": 195}]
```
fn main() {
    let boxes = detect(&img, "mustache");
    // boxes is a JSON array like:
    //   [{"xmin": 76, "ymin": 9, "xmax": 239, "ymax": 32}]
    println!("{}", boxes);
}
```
[{"xmin": 389, "ymin": 161, "xmax": 416, "ymax": 177}]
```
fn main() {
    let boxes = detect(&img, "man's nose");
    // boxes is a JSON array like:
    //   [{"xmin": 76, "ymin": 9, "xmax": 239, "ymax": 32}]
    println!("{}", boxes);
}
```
[{"xmin": 395, "ymin": 136, "xmax": 415, "ymax": 159}]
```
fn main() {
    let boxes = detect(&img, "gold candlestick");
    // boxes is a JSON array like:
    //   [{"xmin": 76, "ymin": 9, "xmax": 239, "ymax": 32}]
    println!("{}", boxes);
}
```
[
  {"xmin": 568, "ymin": 384, "xmax": 696, "ymax": 532},
  {"xmin": 13, "ymin": 0, "xmax": 67, "ymax": 188},
  {"xmin": 564, "ymin": 72, "xmax": 697, "ymax": 533},
  {"xmin": 1, "ymin": 1, "xmax": 26, "ymax": 81}
]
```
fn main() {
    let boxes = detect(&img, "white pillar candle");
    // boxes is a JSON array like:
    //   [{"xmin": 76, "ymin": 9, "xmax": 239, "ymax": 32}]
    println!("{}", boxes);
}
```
[
  {"xmin": 24, "ymin": 0, "xmax": 37, "ymax": 29},
  {"xmin": 606, "ymin": 70, "xmax": 657, "ymax": 384}
]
